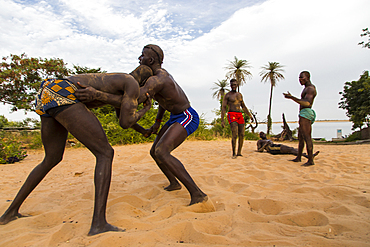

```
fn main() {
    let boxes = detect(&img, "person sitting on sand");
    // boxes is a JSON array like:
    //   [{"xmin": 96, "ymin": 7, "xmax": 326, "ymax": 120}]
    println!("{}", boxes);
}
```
[
  {"xmin": 75, "ymin": 45, "xmax": 214, "ymax": 210},
  {"xmin": 0, "ymin": 65, "xmax": 153, "ymax": 236},
  {"xmin": 257, "ymin": 131, "xmax": 319, "ymax": 158}
]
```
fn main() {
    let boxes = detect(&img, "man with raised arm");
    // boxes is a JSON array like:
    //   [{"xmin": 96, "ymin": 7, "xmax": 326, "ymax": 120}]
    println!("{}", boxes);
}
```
[
  {"xmin": 0, "ymin": 65, "xmax": 153, "ymax": 236},
  {"xmin": 221, "ymin": 79, "xmax": 253, "ymax": 158},
  {"xmin": 76, "ymin": 45, "xmax": 214, "ymax": 210},
  {"xmin": 283, "ymin": 71, "xmax": 317, "ymax": 166}
]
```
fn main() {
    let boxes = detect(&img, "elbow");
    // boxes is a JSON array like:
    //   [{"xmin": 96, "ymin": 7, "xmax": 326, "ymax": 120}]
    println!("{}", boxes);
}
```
[{"xmin": 119, "ymin": 120, "xmax": 133, "ymax": 129}]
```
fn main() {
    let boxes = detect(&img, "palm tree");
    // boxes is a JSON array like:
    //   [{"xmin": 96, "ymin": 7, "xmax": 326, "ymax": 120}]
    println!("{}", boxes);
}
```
[
  {"xmin": 211, "ymin": 79, "xmax": 229, "ymax": 100},
  {"xmin": 225, "ymin": 56, "xmax": 252, "ymax": 92},
  {"xmin": 211, "ymin": 79, "xmax": 229, "ymax": 111},
  {"xmin": 259, "ymin": 62, "xmax": 285, "ymax": 135}
]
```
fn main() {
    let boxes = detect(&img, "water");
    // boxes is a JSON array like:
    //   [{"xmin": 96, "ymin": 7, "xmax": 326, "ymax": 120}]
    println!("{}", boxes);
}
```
[{"xmin": 255, "ymin": 121, "xmax": 353, "ymax": 141}]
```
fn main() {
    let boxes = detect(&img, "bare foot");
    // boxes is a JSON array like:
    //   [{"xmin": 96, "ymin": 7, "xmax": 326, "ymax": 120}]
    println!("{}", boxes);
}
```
[
  {"xmin": 0, "ymin": 212, "xmax": 27, "ymax": 225},
  {"xmin": 236, "ymin": 154, "xmax": 243, "ymax": 157},
  {"xmin": 232, "ymin": 155, "xmax": 237, "ymax": 159},
  {"xmin": 291, "ymin": 157, "xmax": 301, "ymax": 162},
  {"xmin": 182, "ymin": 196, "xmax": 216, "ymax": 213},
  {"xmin": 313, "ymin": 151, "xmax": 320, "ymax": 157},
  {"xmin": 88, "ymin": 223, "xmax": 125, "ymax": 236},
  {"xmin": 164, "ymin": 183, "xmax": 182, "ymax": 191},
  {"xmin": 301, "ymin": 161, "xmax": 315, "ymax": 167}
]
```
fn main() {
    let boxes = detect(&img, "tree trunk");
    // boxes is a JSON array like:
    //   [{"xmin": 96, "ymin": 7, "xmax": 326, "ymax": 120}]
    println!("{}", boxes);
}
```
[{"xmin": 267, "ymin": 83, "xmax": 274, "ymax": 135}]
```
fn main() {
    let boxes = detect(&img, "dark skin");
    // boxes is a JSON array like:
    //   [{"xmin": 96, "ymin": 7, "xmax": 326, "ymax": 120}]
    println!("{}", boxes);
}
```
[
  {"xmin": 283, "ymin": 71, "xmax": 317, "ymax": 166},
  {"xmin": 0, "ymin": 66, "xmax": 152, "ymax": 236},
  {"xmin": 256, "ymin": 132, "xmax": 319, "ymax": 158},
  {"xmin": 76, "ymin": 45, "xmax": 207, "ymax": 206},
  {"xmin": 221, "ymin": 80, "xmax": 253, "ymax": 158}
]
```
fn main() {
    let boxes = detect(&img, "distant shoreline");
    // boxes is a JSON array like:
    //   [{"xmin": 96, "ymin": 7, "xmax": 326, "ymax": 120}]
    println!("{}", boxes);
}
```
[{"xmin": 258, "ymin": 119, "xmax": 350, "ymax": 124}]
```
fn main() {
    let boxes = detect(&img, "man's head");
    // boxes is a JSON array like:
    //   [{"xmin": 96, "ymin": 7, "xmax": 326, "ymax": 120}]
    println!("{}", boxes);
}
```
[
  {"xmin": 299, "ymin": 71, "xmax": 311, "ymax": 85},
  {"xmin": 230, "ymin": 79, "xmax": 237, "ymax": 92},
  {"xmin": 130, "ymin": 65, "xmax": 153, "ymax": 87},
  {"xmin": 259, "ymin": 131, "xmax": 267, "ymax": 140},
  {"xmin": 139, "ymin": 44, "xmax": 164, "ymax": 67}
]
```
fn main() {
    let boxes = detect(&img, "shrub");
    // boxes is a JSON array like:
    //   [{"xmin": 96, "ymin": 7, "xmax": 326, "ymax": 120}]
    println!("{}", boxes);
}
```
[{"xmin": 0, "ymin": 131, "xmax": 28, "ymax": 164}]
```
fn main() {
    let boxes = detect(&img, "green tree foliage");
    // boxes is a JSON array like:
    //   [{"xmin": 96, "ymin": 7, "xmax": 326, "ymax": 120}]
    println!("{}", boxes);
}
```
[
  {"xmin": 73, "ymin": 65, "xmax": 106, "ymax": 74},
  {"xmin": 259, "ymin": 62, "xmax": 285, "ymax": 135},
  {"xmin": 339, "ymin": 71, "xmax": 370, "ymax": 130},
  {"xmin": 225, "ymin": 56, "xmax": 252, "ymax": 92},
  {"xmin": 0, "ymin": 53, "xmax": 70, "ymax": 112},
  {"xmin": 358, "ymin": 28, "xmax": 370, "ymax": 49},
  {"xmin": 211, "ymin": 79, "xmax": 229, "ymax": 100}
]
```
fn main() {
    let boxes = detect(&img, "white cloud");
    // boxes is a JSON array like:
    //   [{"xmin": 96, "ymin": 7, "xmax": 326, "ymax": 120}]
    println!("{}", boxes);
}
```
[{"xmin": 0, "ymin": 0, "xmax": 369, "ymax": 133}]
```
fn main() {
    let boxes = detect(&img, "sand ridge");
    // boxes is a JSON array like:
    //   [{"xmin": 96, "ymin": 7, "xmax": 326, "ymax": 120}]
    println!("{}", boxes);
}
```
[{"xmin": 0, "ymin": 140, "xmax": 369, "ymax": 246}]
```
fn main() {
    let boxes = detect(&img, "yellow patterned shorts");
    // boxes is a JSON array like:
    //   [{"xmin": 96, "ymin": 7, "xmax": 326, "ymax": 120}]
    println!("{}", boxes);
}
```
[{"xmin": 35, "ymin": 79, "xmax": 80, "ymax": 117}]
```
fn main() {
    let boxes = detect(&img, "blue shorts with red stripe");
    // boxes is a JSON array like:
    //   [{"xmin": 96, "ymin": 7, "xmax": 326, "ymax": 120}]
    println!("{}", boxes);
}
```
[{"xmin": 165, "ymin": 107, "xmax": 199, "ymax": 136}]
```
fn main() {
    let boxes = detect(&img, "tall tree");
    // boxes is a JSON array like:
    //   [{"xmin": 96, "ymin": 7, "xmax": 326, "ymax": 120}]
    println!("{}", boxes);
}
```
[
  {"xmin": 211, "ymin": 79, "xmax": 230, "ymax": 112},
  {"xmin": 358, "ymin": 28, "xmax": 370, "ymax": 49},
  {"xmin": 211, "ymin": 79, "xmax": 229, "ymax": 100},
  {"xmin": 339, "ymin": 70, "xmax": 370, "ymax": 130},
  {"xmin": 225, "ymin": 56, "xmax": 252, "ymax": 92},
  {"xmin": 259, "ymin": 61, "xmax": 285, "ymax": 135},
  {"xmin": 0, "ymin": 53, "xmax": 70, "ymax": 112}
]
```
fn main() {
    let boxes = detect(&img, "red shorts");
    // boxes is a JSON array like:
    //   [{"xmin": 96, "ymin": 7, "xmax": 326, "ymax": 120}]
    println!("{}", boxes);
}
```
[{"xmin": 227, "ymin": 112, "xmax": 245, "ymax": 124}]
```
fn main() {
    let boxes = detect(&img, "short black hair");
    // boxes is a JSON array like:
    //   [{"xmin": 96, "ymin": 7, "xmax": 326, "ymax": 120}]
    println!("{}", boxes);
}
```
[{"xmin": 230, "ymin": 78, "xmax": 237, "ymax": 83}]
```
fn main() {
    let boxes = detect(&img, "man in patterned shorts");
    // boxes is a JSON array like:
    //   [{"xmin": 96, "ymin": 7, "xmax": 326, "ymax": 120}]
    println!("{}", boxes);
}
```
[{"xmin": 0, "ymin": 65, "xmax": 153, "ymax": 236}]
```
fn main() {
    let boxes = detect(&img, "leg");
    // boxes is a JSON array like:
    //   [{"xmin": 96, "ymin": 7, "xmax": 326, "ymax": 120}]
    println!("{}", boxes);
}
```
[
  {"xmin": 291, "ymin": 118, "xmax": 305, "ymax": 162},
  {"xmin": 299, "ymin": 117, "xmax": 315, "ymax": 166},
  {"xmin": 230, "ymin": 122, "xmax": 238, "ymax": 158},
  {"xmin": 150, "ymin": 124, "xmax": 181, "ymax": 191},
  {"xmin": 236, "ymin": 123, "xmax": 245, "ymax": 156},
  {"xmin": 0, "ymin": 116, "xmax": 68, "ymax": 225},
  {"xmin": 280, "ymin": 145, "xmax": 319, "ymax": 159},
  {"xmin": 154, "ymin": 123, "xmax": 207, "ymax": 205},
  {"xmin": 53, "ymin": 103, "xmax": 122, "ymax": 235}
]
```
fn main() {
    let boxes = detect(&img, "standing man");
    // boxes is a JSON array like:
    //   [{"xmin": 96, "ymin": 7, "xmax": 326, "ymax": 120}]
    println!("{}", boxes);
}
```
[
  {"xmin": 221, "ymin": 79, "xmax": 253, "ymax": 158},
  {"xmin": 76, "ymin": 45, "xmax": 212, "ymax": 209},
  {"xmin": 283, "ymin": 71, "xmax": 317, "ymax": 166},
  {"xmin": 0, "ymin": 65, "xmax": 153, "ymax": 236}
]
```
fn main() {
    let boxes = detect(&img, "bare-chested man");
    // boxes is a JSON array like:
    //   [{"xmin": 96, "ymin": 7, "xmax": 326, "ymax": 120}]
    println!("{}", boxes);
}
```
[
  {"xmin": 221, "ymin": 79, "xmax": 253, "ymax": 158},
  {"xmin": 0, "ymin": 65, "xmax": 153, "ymax": 236},
  {"xmin": 283, "ymin": 71, "xmax": 317, "ymax": 166},
  {"xmin": 76, "ymin": 45, "xmax": 211, "ymax": 208},
  {"xmin": 257, "ymin": 131, "xmax": 319, "ymax": 158}
]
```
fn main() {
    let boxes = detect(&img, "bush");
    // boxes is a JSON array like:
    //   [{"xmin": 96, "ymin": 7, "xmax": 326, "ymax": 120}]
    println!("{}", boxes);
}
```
[
  {"xmin": 0, "ymin": 131, "xmax": 28, "ymax": 164},
  {"xmin": 345, "ymin": 132, "xmax": 361, "ymax": 142}
]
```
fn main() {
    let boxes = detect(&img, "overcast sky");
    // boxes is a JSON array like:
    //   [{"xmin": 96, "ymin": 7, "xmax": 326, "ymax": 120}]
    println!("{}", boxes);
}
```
[{"xmin": 1, "ymin": 0, "xmax": 369, "ymax": 125}]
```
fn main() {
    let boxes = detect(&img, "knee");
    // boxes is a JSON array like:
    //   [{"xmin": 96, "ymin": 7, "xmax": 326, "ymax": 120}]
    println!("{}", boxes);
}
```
[
  {"xmin": 154, "ymin": 146, "xmax": 168, "ymax": 161},
  {"xmin": 97, "ymin": 146, "xmax": 114, "ymax": 161},
  {"xmin": 150, "ymin": 147, "xmax": 156, "ymax": 159},
  {"xmin": 43, "ymin": 155, "xmax": 63, "ymax": 169}
]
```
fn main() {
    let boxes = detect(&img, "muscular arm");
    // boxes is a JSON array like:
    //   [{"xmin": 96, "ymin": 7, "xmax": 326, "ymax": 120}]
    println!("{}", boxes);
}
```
[
  {"xmin": 240, "ymin": 97, "xmax": 253, "ymax": 121},
  {"xmin": 119, "ymin": 88, "xmax": 151, "ymax": 129},
  {"xmin": 283, "ymin": 87, "xmax": 316, "ymax": 108},
  {"xmin": 76, "ymin": 83, "xmax": 123, "ymax": 108},
  {"xmin": 220, "ymin": 94, "xmax": 229, "ymax": 128}
]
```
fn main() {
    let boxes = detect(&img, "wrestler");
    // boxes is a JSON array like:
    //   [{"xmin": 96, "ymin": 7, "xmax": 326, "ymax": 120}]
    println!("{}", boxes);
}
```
[
  {"xmin": 221, "ymin": 79, "xmax": 253, "ymax": 158},
  {"xmin": 76, "ymin": 45, "xmax": 210, "ymax": 207},
  {"xmin": 283, "ymin": 71, "xmax": 317, "ymax": 166},
  {"xmin": 0, "ymin": 65, "xmax": 153, "ymax": 236},
  {"xmin": 257, "ymin": 131, "xmax": 319, "ymax": 158}
]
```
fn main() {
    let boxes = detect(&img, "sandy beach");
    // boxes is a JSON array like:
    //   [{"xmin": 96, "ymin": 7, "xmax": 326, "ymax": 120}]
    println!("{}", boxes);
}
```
[{"xmin": 0, "ymin": 140, "xmax": 369, "ymax": 246}]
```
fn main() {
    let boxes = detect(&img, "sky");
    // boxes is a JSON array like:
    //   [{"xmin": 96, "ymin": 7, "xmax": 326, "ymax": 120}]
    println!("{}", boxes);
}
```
[{"xmin": 1, "ymin": 0, "xmax": 370, "ymax": 130}]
